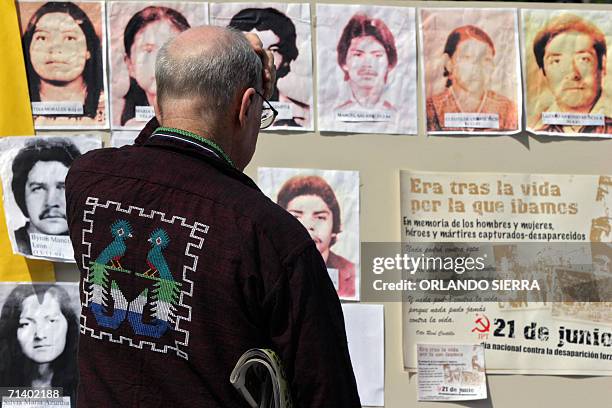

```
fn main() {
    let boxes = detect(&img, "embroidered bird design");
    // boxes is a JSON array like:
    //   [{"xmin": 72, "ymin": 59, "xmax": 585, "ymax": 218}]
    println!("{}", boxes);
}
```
[
  {"xmin": 143, "ymin": 228, "xmax": 173, "ymax": 280},
  {"xmin": 96, "ymin": 219, "xmax": 133, "ymax": 269}
]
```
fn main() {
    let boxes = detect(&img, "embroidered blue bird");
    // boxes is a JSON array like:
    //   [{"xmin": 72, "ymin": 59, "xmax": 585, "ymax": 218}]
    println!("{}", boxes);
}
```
[
  {"xmin": 144, "ymin": 228, "xmax": 173, "ymax": 280},
  {"xmin": 96, "ymin": 220, "xmax": 133, "ymax": 268}
]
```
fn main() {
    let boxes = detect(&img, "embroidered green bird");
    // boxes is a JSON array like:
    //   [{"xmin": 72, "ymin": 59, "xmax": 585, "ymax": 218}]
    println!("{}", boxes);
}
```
[
  {"xmin": 143, "ymin": 228, "xmax": 173, "ymax": 280},
  {"xmin": 97, "ymin": 219, "xmax": 133, "ymax": 269}
]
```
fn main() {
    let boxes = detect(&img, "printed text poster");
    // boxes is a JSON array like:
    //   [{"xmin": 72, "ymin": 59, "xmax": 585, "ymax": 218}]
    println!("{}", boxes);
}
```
[{"xmin": 401, "ymin": 170, "xmax": 612, "ymax": 375}]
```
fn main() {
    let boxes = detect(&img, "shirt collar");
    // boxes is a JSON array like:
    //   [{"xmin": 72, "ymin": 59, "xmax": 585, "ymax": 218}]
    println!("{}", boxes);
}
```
[{"xmin": 134, "ymin": 117, "xmax": 259, "ymax": 191}]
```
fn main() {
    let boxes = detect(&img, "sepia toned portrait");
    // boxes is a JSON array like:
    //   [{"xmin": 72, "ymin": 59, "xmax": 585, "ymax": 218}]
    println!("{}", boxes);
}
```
[
  {"xmin": 108, "ymin": 2, "xmax": 208, "ymax": 130},
  {"xmin": 18, "ymin": 1, "xmax": 107, "ymax": 129},
  {"xmin": 210, "ymin": 3, "xmax": 313, "ymax": 131},
  {"xmin": 0, "ymin": 136, "xmax": 101, "ymax": 261},
  {"xmin": 420, "ymin": 8, "xmax": 521, "ymax": 134},
  {"xmin": 317, "ymin": 4, "xmax": 417, "ymax": 135},
  {"xmin": 258, "ymin": 167, "xmax": 360, "ymax": 300},
  {"xmin": 523, "ymin": 10, "xmax": 612, "ymax": 137}
]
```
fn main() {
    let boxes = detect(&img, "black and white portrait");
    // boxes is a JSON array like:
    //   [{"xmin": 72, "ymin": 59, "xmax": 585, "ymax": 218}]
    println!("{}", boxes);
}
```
[
  {"xmin": 0, "ymin": 282, "xmax": 79, "ymax": 405},
  {"xmin": 211, "ymin": 3, "xmax": 314, "ymax": 131},
  {"xmin": 0, "ymin": 136, "xmax": 101, "ymax": 261}
]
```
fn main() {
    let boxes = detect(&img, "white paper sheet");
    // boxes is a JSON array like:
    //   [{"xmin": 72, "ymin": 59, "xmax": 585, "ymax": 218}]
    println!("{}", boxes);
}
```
[{"xmin": 342, "ymin": 304, "xmax": 385, "ymax": 406}]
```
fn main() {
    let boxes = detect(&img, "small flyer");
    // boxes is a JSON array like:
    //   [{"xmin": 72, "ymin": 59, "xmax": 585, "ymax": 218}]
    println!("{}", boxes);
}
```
[{"xmin": 417, "ymin": 344, "xmax": 487, "ymax": 401}]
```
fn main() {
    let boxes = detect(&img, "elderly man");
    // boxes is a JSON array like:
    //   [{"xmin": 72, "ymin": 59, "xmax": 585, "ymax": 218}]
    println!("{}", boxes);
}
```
[
  {"xmin": 11, "ymin": 138, "xmax": 80, "ymax": 255},
  {"xmin": 533, "ymin": 14, "xmax": 612, "ymax": 134},
  {"xmin": 65, "ymin": 27, "xmax": 360, "ymax": 407}
]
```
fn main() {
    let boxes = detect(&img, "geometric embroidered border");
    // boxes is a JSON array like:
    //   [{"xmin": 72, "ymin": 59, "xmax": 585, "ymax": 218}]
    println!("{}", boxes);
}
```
[{"xmin": 80, "ymin": 196, "xmax": 208, "ymax": 360}]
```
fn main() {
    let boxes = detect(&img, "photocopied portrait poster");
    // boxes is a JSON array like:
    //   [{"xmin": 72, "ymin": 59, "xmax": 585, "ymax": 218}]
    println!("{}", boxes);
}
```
[
  {"xmin": 0, "ymin": 282, "xmax": 79, "ymax": 406},
  {"xmin": 522, "ymin": 9, "xmax": 612, "ymax": 138},
  {"xmin": 420, "ymin": 8, "xmax": 521, "ymax": 135},
  {"xmin": 417, "ymin": 344, "xmax": 486, "ymax": 401},
  {"xmin": 399, "ymin": 170, "xmax": 612, "ymax": 375},
  {"xmin": 316, "ymin": 4, "xmax": 417, "ymax": 135},
  {"xmin": 108, "ymin": 1, "xmax": 208, "ymax": 130},
  {"xmin": 258, "ymin": 167, "xmax": 360, "ymax": 300},
  {"xmin": 0, "ymin": 135, "xmax": 102, "ymax": 262},
  {"xmin": 210, "ymin": 2, "xmax": 313, "ymax": 131},
  {"xmin": 17, "ymin": 1, "xmax": 109, "ymax": 130}
]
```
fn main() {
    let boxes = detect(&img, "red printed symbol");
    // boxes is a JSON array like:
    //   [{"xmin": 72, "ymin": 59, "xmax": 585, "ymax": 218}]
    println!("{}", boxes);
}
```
[{"xmin": 471, "ymin": 315, "xmax": 490, "ymax": 333}]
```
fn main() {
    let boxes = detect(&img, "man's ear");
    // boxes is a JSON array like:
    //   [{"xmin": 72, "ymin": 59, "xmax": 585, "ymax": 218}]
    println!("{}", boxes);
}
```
[{"xmin": 238, "ymin": 88, "xmax": 256, "ymax": 128}]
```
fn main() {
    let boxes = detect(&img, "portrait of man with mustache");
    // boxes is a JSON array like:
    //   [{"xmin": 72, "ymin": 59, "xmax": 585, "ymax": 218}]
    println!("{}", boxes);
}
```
[
  {"xmin": 532, "ymin": 14, "xmax": 612, "ymax": 134},
  {"xmin": 335, "ymin": 13, "xmax": 397, "ymax": 111},
  {"xmin": 10, "ymin": 138, "xmax": 81, "ymax": 255}
]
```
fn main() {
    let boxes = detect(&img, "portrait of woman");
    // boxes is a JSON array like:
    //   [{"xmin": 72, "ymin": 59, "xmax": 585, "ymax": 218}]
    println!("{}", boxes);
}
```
[
  {"xmin": 420, "ymin": 8, "xmax": 521, "ymax": 134},
  {"xmin": 20, "ymin": 1, "xmax": 106, "ymax": 128},
  {"xmin": 425, "ymin": 25, "xmax": 517, "ymax": 132},
  {"xmin": 119, "ymin": 6, "xmax": 190, "ymax": 126},
  {"xmin": 0, "ymin": 284, "xmax": 79, "ymax": 403},
  {"xmin": 109, "ymin": 3, "xmax": 206, "ymax": 129}
]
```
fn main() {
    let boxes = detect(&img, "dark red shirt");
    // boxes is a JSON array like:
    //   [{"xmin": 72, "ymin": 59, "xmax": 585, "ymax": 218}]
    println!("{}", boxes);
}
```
[{"xmin": 66, "ymin": 119, "xmax": 360, "ymax": 407}]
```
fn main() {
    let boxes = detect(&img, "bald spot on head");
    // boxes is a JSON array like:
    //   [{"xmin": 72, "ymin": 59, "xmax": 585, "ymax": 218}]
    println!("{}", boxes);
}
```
[
  {"xmin": 165, "ymin": 26, "xmax": 229, "ymax": 64},
  {"xmin": 155, "ymin": 26, "xmax": 262, "ymax": 122}
]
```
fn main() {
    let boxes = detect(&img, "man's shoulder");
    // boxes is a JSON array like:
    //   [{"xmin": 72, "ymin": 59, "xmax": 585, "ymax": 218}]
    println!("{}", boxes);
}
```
[
  {"xmin": 486, "ymin": 90, "xmax": 514, "ymax": 106},
  {"xmin": 67, "ymin": 145, "xmax": 313, "ymax": 261}
]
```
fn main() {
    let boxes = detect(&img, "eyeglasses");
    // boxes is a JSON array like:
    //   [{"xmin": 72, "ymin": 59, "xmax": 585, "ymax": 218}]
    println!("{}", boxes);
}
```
[{"xmin": 255, "ymin": 90, "xmax": 278, "ymax": 129}]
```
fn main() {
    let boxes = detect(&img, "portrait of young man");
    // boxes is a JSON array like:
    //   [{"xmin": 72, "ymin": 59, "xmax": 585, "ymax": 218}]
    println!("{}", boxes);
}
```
[
  {"xmin": 317, "ymin": 4, "xmax": 417, "ymax": 135},
  {"xmin": 0, "ymin": 136, "xmax": 100, "ymax": 259},
  {"xmin": 108, "ymin": 2, "xmax": 207, "ymax": 130},
  {"xmin": 258, "ymin": 167, "xmax": 360, "ymax": 300},
  {"xmin": 420, "ymin": 8, "xmax": 521, "ymax": 135},
  {"xmin": 210, "ymin": 3, "xmax": 314, "ymax": 130},
  {"xmin": 524, "ymin": 11, "xmax": 612, "ymax": 136}
]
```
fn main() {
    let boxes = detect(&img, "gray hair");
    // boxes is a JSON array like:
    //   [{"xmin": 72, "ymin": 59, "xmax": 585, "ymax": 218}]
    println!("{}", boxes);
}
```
[{"xmin": 155, "ymin": 27, "xmax": 262, "ymax": 115}]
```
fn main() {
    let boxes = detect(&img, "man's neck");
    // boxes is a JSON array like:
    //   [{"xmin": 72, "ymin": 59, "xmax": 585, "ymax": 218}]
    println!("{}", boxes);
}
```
[{"xmin": 161, "ymin": 117, "xmax": 229, "ymax": 154}]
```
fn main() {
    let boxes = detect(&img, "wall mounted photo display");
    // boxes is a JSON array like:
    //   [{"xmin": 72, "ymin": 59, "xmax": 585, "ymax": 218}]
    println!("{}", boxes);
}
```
[
  {"xmin": 420, "ymin": 8, "xmax": 522, "ymax": 135},
  {"xmin": 0, "ymin": 135, "xmax": 102, "ymax": 262},
  {"xmin": 108, "ymin": 1, "xmax": 209, "ymax": 130},
  {"xmin": 316, "ymin": 4, "xmax": 417, "ymax": 135},
  {"xmin": 522, "ymin": 9, "xmax": 612, "ymax": 138},
  {"xmin": 0, "ymin": 282, "xmax": 80, "ymax": 405},
  {"xmin": 210, "ymin": 2, "xmax": 314, "ymax": 131},
  {"xmin": 17, "ymin": 1, "xmax": 109, "ymax": 130},
  {"xmin": 258, "ymin": 167, "xmax": 360, "ymax": 300}
]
